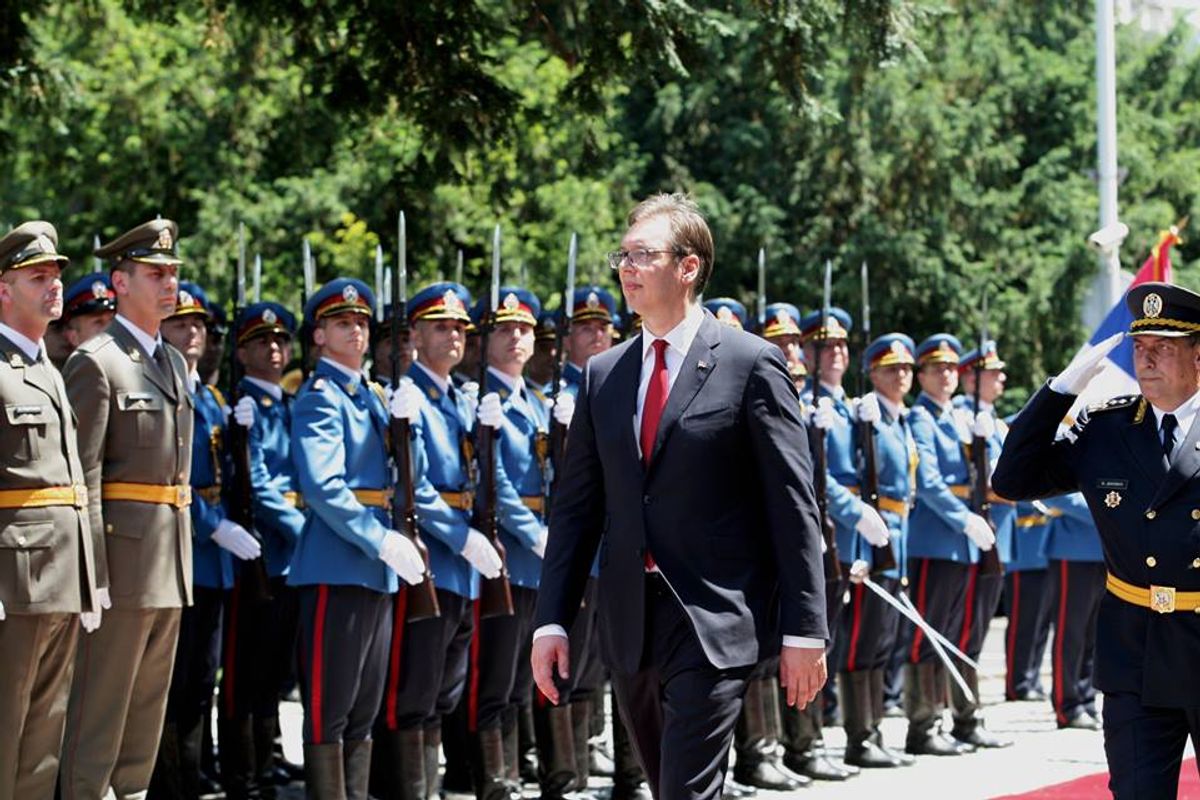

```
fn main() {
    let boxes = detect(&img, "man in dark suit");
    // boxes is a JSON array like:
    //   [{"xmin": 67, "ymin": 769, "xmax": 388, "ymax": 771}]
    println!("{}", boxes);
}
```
[
  {"xmin": 994, "ymin": 282, "xmax": 1200, "ymax": 798},
  {"xmin": 531, "ymin": 194, "xmax": 829, "ymax": 799}
]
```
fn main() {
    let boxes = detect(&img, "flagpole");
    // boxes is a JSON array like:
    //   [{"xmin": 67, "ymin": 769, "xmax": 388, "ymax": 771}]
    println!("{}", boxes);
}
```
[{"xmin": 1095, "ymin": 0, "xmax": 1121, "ymax": 310}]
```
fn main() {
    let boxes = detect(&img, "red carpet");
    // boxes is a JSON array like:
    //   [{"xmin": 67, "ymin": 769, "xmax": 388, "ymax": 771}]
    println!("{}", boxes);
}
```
[{"xmin": 993, "ymin": 757, "xmax": 1198, "ymax": 798}]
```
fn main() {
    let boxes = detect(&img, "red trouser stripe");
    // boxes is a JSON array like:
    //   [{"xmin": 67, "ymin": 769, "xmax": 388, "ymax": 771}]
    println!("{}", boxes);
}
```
[
  {"xmin": 467, "ymin": 600, "xmax": 483, "ymax": 732},
  {"xmin": 1054, "ymin": 561, "xmax": 1069, "ymax": 724},
  {"xmin": 846, "ymin": 583, "xmax": 865, "ymax": 672},
  {"xmin": 958, "ymin": 564, "xmax": 978, "ymax": 652},
  {"xmin": 385, "ymin": 587, "xmax": 409, "ymax": 730},
  {"xmin": 223, "ymin": 583, "xmax": 241, "ymax": 717},
  {"xmin": 310, "ymin": 584, "xmax": 329, "ymax": 744},
  {"xmin": 910, "ymin": 558, "xmax": 931, "ymax": 663},
  {"xmin": 1005, "ymin": 572, "xmax": 1020, "ymax": 698}
]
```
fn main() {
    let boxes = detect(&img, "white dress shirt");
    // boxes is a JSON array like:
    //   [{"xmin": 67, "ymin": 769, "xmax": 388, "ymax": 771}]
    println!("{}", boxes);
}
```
[
  {"xmin": 413, "ymin": 358, "xmax": 451, "ymax": 395},
  {"xmin": 535, "ymin": 303, "xmax": 823, "ymax": 649},
  {"xmin": 876, "ymin": 393, "xmax": 906, "ymax": 421},
  {"xmin": 114, "ymin": 314, "xmax": 163, "ymax": 359},
  {"xmin": 0, "ymin": 322, "xmax": 42, "ymax": 362},
  {"xmin": 320, "ymin": 356, "xmax": 368, "ymax": 384},
  {"xmin": 245, "ymin": 376, "xmax": 284, "ymax": 402},
  {"xmin": 1150, "ymin": 387, "xmax": 1200, "ymax": 462}
]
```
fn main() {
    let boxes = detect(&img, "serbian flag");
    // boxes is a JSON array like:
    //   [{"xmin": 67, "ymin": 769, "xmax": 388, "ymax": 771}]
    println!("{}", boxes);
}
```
[{"xmin": 1064, "ymin": 226, "xmax": 1181, "ymax": 422}]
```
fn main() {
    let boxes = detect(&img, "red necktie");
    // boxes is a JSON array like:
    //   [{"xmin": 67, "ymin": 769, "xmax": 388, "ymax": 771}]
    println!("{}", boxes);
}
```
[{"xmin": 640, "ymin": 339, "xmax": 669, "ymax": 570}]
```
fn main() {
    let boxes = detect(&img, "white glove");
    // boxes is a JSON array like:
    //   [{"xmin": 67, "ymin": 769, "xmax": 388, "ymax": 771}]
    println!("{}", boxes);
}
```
[
  {"xmin": 1050, "ymin": 332, "xmax": 1124, "ymax": 395},
  {"xmin": 972, "ymin": 411, "xmax": 996, "ymax": 439},
  {"xmin": 233, "ymin": 396, "xmax": 255, "ymax": 428},
  {"xmin": 0, "ymin": 598, "xmax": 5, "ymax": 621},
  {"xmin": 532, "ymin": 526, "xmax": 549, "ymax": 558},
  {"xmin": 389, "ymin": 380, "xmax": 422, "ymax": 421},
  {"xmin": 857, "ymin": 393, "xmax": 881, "ymax": 424},
  {"xmin": 477, "ymin": 392, "xmax": 503, "ymax": 429},
  {"xmin": 379, "ymin": 530, "xmax": 426, "ymax": 585},
  {"xmin": 812, "ymin": 397, "xmax": 836, "ymax": 430},
  {"xmin": 962, "ymin": 513, "xmax": 996, "ymax": 551},
  {"xmin": 80, "ymin": 609, "xmax": 101, "ymax": 633},
  {"xmin": 462, "ymin": 529, "xmax": 503, "ymax": 579},
  {"xmin": 97, "ymin": 587, "xmax": 111, "ymax": 610},
  {"xmin": 552, "ymin": 393, "xmax": 575, "ymax": 427},
  {"xmin": 855, "ymin": 503, "xmax": 890, "ymax": 547},
  {"xmin": 212, "ymin": 520, "xmax": 262, "ymax": 561}
]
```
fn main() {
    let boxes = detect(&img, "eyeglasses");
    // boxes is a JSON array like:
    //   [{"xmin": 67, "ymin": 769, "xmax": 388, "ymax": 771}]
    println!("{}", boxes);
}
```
[{"xmin": 606, "ymin": 248, "xmax": 687, "ymax": 270}]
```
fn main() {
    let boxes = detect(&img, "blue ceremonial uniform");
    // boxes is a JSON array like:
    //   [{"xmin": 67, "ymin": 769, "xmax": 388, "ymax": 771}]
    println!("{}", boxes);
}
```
[
  {"xmin": 805, "ymin": 385, "xmax": 863, "ymax": 555},
  {"xmin": 907, "ymin": 393, "xmax": 976, "ymax": 563},
  {"xmin": 953, "ymin": 395, "xmax": 1016, "ymax": 564},
  {"xmin": 559, "ymin": 361, "xmax": 583, "ymax": 399},
  {"xmin": 241, "ymin": 378, "xmax": 306, "ymax": 577},
  {"xmin": 849, "ymin": 400, "xmax": 916, "ymax": 575},
  {"xmin": 191, "ymin": 383, "xmax": 234, "ymax": 589}
]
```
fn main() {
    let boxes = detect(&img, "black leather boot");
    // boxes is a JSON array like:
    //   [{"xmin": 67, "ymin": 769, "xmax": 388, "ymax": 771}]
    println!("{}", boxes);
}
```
[
  {"xmin": 343, "ymin": 739, "xmax": 372, "ymax": 800},
  {"xmin": 303, "ymin": 743, "xmax": 346, "ymax": 800},
  {"xmin": 950, "ymin": 666, "xmax": 1012, "ymax": 749}
]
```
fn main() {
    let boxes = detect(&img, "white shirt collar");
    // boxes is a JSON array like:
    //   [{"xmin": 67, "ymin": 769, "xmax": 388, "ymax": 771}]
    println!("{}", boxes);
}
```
[
  {"xmin": 641, "ymin": 302, "xmax": 704, "ymax": 363},
  {"xmin": 1150, "ymin": 387, "xmax": 1200, "ymax": 442},
  {"xmin": 413, "ymin": 358, "xmax": 451, "ymax": 394},
  {"xmin": 819, "ymin": 381, "xmax": 846, "ymax": 401},
  {"xmin": 320, "ymin": 356, "xmax": 366, "ymax": 384},
  {"xmin": 0, "ymin": 322, "xmax": 42, "ymax": 362},
  {"xmin": 115, "ymin": 314, "xmax": 162, "ymax": 358},
  {"xmin": 919, "ymin": 391, "xmax": 952, "ymax": 414},
  {"xmin": 245, "ymin": 376, "xmax": 283, "ymax": 401},
  {"xmin": 876, "ymin": 393, "xmax": 905, "ymax": 420},
  {"xmin": 187, "ymin": 370, "xmax": 200, "ymax": 395},
  {"xmin": 488, "ymin": 365, "xmax": 525, "ymax": 396}
]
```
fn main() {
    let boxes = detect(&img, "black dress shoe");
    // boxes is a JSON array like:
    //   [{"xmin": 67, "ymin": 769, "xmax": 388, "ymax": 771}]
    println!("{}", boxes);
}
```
[
  {"xmin": 782, "ymin": 751, "xmax": 854, "ymax": 781},
  {"xmin": 845, "ymin": 740, "xmax": 907, "ymax": 769},
  {"xmin": 610, "ymin": 780, "xmax": 654, "ymax": 800},
  {"xmin": 733, "ymin": 759, "xmax": 801, "ymax": 791},
  {"xmin": 905, "ymin": 731, "xmax": 972, "ymax": 756},
  {"xmin": 952, "ymin": 727, "xmax": 1013, "ymax": 749},
  {"xmin": 1058, "ymin": 712, "xmax": 1102, "ymax": 731}
]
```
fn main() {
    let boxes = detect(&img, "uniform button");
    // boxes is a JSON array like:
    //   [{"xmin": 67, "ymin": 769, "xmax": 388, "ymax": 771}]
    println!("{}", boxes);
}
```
[
  {"xmin": 1193, "ymin": 510, "xmax": 1200, "ymax": 520},
  {"xmin": 1193, "ymin": 558, "xmax": 1200, "ymax": 569},
  {"xmin": 106, "ymin": 524, "xmax": 113, "ymax": 533},
  {"xmin": 642, "ymin": 495, "xmax": 650, "ymax": 505},
  {"xmin": 177, "ymin": 437, "xmax": 184, "ymax": 447},
  {"xmin": 1146, "ymin": 556, "xmax": 1157, "ymax": 568},
  {"xmin": 16, "ymin": 535, "xmax": 26, "ymax": 546},
  {"xmin": 1146, "ymin": 510, "xmax": 1157, "ymax": 520}
]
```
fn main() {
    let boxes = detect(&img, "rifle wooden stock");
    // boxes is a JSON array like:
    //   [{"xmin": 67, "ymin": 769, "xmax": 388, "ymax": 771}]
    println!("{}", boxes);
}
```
[
  {"xmin": 475, "ymin": 422, "xmax": 515, "ymax": 618},
  {"xmin": 391, "ymin": 414, "xmax": 440, "ymax": 621},
  {"xmin": 971, "ymin": 432, "xmax": 1004, "ymax": 576},
  {"xmin": 809, "ymin": 423, "xmax": 842, "ymax": 582},
  {"xmin": 859, "ymin": 418, "xmax": 898, "ymax": 575}
]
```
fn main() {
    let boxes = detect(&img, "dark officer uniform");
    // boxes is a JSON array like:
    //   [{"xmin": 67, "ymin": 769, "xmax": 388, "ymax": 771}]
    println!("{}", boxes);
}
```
[
  {"xmin": 221, "ymin": 302, "xmax": 307, "ymax": 796},
  {"xmin": 0, "ymin": 223, "xmax": 98, "ymax": 800},
  {"xmin": 289, "ymin": 279, "xmax": 399, "ymax": 799},
  {"xmin": 994, "ymin": 281, "xmax": 1200, "ymax": 797}
]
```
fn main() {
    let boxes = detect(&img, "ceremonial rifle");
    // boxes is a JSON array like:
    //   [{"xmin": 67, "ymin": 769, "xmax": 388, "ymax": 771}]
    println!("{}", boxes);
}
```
[
  {"xmin": 392, "ymin": 211, "xmax": 440, "ymax": 620},
  {"xmin": 971, "ymin": 292, "xmax": 1003, "ymax": 576},
  {"xmin": 858, "ymin": 261, "xmax": 898, "ymax": 575},
  {"xmin": 475, "ymin": 224, "xmax": 515, "ymax": 618},
  {"xmin": 301, "ymin": 239, "xmax": 315, "ymax": 380},
  {"xmin": 227, "ymin": 224, "xmax": 271, "ymax": 601},
  {"xmin": 549, "ymin": 233, "xmax": 577, "ymax": 470},
  {"xmin": 811, "ymin": 260, "xmax": 842, "ymax": 581}
]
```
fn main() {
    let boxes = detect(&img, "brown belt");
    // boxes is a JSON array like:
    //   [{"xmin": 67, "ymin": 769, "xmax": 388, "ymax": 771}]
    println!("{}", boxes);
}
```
[
  {"xmin": 102, "ymin": 482, "xmax": 192, "ymax": 508},
  {"xmin": 440, "ymin": 491, "xmax": 474, "ymax": 511},
  {"xmin": 0, "ymin": 484, "xmax": 88, "ymax": 509}
]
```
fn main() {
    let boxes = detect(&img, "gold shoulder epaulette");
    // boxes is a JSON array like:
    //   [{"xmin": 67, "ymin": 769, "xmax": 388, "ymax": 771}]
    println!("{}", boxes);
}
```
[{"xmin": 207, "ymin": 384, "xmax": 226, "ymax": 408}]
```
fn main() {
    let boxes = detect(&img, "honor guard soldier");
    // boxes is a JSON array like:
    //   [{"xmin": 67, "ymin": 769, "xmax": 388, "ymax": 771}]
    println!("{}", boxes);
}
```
[
  {"xmin": 59, "ymin": 219, "xmax": 195, "ymax": 799},
  {"xmin": 0, "ymin": 223, "xmax": 98, "ymax": 800},
  {"xmin": 838, "ymin": 334, "xmax": 919, "ymax": 769},
  {"xmin": 994, "ymin": 282, "xmax": 1200, "ymax": 796},
  {"xmin": 371, "ymin": 282, "xmax": 503, "ymax": 800},
  {"xmin": 465, "ymin": 288, "xmax": 552, "ymax": 799},
  {"xmin": 904, "ymin": 333, "xmax": 984, "ymax": 757},
  {"xmin": 61, "ymin": 273, "xmax": 117, "ymax": 354},
  {"xmin": 560, "ymin": 286, "xmax": 618, "ymax": 397},
  {"xmin": 948, "ymin": 340, "xmax": 1014, "ymax": 749},
  {"xmin": 289, "ymin": 278, "xmax": 426, "ymax": 799},
  {"xmin": 150, "ymin": 281, "xmax": 261, "ymax": 798},
  {"xmin": 1041, "ymin": 492, "xmax": 1105, "ymax": 730},
  {"xmin": 754, "ymin": 301, "xmax": 808, "ymax": 392},
  {"xmin": 527, "ymin": 311, "xmax": 558, "ymax": 389},
  {"xmin": 371, "ymin": 305, "xmax": 414, "ymax": 389},
  {"xmin": 228, "ymin": 301, "xmax": 309, "ymax": 789},
  {"xmin": 1003, "ymin": 498, "xmax": 1054, "ymax": 704}
]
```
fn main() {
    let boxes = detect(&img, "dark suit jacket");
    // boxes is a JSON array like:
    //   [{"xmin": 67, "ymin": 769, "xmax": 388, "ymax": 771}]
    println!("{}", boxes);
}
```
[
  {"xmin": 993, "ymin": 384, "xmax": 1200, "ymax": 707},
  {"xmin": 535, "ymin": 310, "xmax": 828, "ymax": 674}
]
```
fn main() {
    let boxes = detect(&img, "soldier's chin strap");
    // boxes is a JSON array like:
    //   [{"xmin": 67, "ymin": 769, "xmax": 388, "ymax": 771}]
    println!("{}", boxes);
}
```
[{"xmin": 847, "ymin": 560, "xmax": 978, "ymax": 704}]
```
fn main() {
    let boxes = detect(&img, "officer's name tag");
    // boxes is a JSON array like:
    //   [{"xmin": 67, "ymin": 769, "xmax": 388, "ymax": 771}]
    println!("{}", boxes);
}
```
[
  {"xmin": 11, "ymin": 405, "xmax": 44, "ymax": 417},
  {"xmin": 1097, "ymin": 479, "xmax": 1128, "ymax": 490}
]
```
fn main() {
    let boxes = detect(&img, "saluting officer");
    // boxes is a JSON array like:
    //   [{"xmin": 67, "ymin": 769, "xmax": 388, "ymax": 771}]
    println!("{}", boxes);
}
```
[
  {"xmin": 1040, "ymin": 492, "xmax": 1105, "ymax": 730},
  {"xmin": 151, "ymin": 281, "xmax": 261, "ymax": 798},
  {"xmin": 371, "ymin": 282, "xmax": 502, "ymax": 800},
  {"xmin": 949, "ymin": 341, "xmax": 1014, "ymax": 749},
  {"xmin": 288, "ymin": 278, "xmax": 426, "ymax": 799},
  {"xmin": 903, "ymin": 333, "xmax": 983, "ymax": 758},
  {"xmin": 994, "ymin": 282, "xmax": 1200, "ymax": 796},
  {"xmin": 0, "ymin": 223, "xmax": 98, "ymax": 800},
  {"xmin": 60, "ymin": 272, "xmax": 117, "ymax": 354},
  {"xmin": 59, "ymin": 219, "xmax": 195, "ymax": 800},
  {"xmin": 230, "ymin": 301, "xmax": 309, "ymax": 789},
  {"xmin": 839, "ymin": 334, "xmax": 919, "ymax": 770}
]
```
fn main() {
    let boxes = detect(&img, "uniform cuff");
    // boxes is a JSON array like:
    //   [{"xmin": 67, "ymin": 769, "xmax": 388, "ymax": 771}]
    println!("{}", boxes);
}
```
[
  {"xmin": 782, "ymin": 635, "xmax": 825, "ymax": 649},
  {"xmin": 533, "ymin": 624, "xmax": 568, "ymax": 642}
]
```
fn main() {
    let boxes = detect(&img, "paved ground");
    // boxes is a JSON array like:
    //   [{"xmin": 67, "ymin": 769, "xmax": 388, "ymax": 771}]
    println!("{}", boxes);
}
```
[{"xmin": 268, "ymin": 618, "xmax": 1192, "ymax": 799}]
